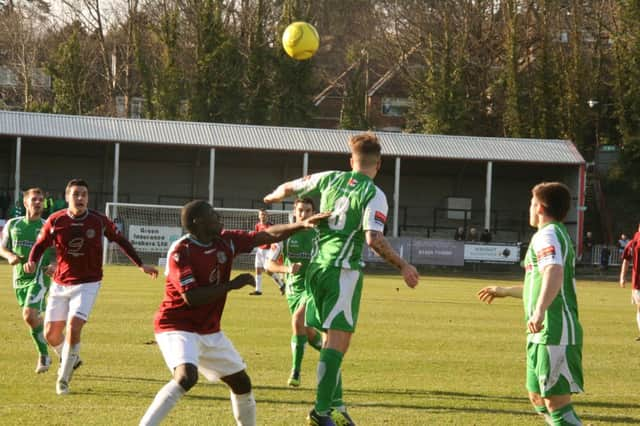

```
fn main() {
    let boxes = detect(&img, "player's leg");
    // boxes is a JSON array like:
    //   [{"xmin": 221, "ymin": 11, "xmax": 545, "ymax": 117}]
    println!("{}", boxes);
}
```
[
  {"xmin": 267, "ymin": 270, "xmax": 285, "ymax": 294},
  {"xmin": 200, "ymin": 332, "xmax": 255, "ymax": 426},
  {"xmin": 18, "ymin": 283, "xmax": 50, "ymax": 372},
  {"xmin": 289, "ymin": 298, "xmax": 307, "ymax": 387},
  {"xmin": 56, "ymin": 282, "xmax": 100, "ymax": 394},
  {"xmin": 528, "ymin": 343, "xmax": 583, "ymax": 425},
  {"xmin": 251, "ymin": 251, "xmax": 264, "ymax": 295},
  {"xmin": 140, "ymin": 332, "xmax": 198, "ymax": 426},
  {"xmin": 306, "ymin": 265, "xmax": 362, "ymax": 422},
  {"xmin": 632, "ymin": 291, "xmax": 640, "ymax": 340},
  {"xmin": 528, "ymin": 392, "xmax": 553, "ymax": 425}
]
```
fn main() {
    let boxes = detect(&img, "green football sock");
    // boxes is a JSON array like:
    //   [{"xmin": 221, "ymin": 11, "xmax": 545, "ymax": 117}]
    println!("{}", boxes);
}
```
[
  {"xmin": 30, "ymin": 324, "xmax": 48, "ymax": 356},
  {"xmin": 291, "ymin": 335, "xmax": 307, "ymax": 373},
  {"xmin": 315, "ymin": 348, "xmax": 343, "ymax": 414},
  {"xmin": 550, "ymin": 404, "xmax": 582, "ymax": 426},
  {"xmin": 308, "ymin": 330, "xmax": 322, "ymax": 351},
  {"xmin": 331, "ymin": 371, "xmax": 344, "ymax": 409},
  {"xmin": 534, "ymin": 405, "xmax": 553, "ymax": 425}
]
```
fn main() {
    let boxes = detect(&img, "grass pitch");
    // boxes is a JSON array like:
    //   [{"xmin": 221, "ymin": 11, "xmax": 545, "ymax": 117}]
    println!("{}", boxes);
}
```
[{"xmin": 0, "ymin": 264, "xmax": 639, "ymax": 425}]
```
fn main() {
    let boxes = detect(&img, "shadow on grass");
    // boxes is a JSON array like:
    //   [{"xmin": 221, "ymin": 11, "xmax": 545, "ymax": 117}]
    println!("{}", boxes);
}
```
[{"xmin": 79, "ymin": 375, "xmax": 640, "ymax": 424}]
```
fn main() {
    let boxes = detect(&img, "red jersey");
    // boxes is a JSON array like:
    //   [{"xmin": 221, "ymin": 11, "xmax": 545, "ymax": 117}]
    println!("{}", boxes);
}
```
[
  {"xmin": 254, "ymin": 222, "xmax": 272, "ymax": 249},
  {"xmin": 622, "ymin": 232, "xmax": 640, "ymax": 290},
  {"xmin": 154, "ymin": 230, "xmax": 256, "ymax": 334},
  {"xmin": 29, "ymin": 209, "xmax": 142, "ymax": 285}
]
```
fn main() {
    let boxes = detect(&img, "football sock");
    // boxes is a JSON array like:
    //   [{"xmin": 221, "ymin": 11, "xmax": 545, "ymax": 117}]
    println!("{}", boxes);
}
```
[
  {"xmin": 534, "ymin": 405, "xmax": 553, "ymax": 425},
  {"xmin": 272, "ymin": 273, "xmax": 285, "ymax": 288},
  {"xmin": 636, "ymin": 311, "xmax": 640, "ymax": 332},
  {"xmin": 315, "ymin": 348, "xmax": 343, "ymax": 414},
  {"xmin": 550, "ymin": 404, "xmax": 582, "ymax": 426},
  {"xmin": 331, "ymin": 371, "xmax": 344, "ymax": 410},
  {"xmin": 59, "ymin": 342, "xmax": 80, "ymax": 381},
  {"xmin": 52, "ymin": 342, "xmax": 63, "ymax": 358},
  {"xmin": 255, "ymin": 275, "xmax": 262, "ymax": 292},
  {"xmin": 230, "ymin": 391, "xmax": 256, "ymax": 426},
  {"xmin": 139, "ymin": 380, "xmax": 186, "ymax": 426},
  {"xmin": 30, "ymin": 324, "xmax": 48, "ymax": 355},
  {"xmin": 292, "ymin": 335, "xmax": 307, "ymax": 373},
  {"xmin": 308, "ymin": 330, "xmax": 322, "ymax": 351}
]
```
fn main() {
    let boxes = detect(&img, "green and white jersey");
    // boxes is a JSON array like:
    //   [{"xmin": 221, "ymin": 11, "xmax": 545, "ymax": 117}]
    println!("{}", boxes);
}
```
[
  {"xmin": 268, "ymin": 228, "xmax": 318, "ymax": 294},
  {"xmin": 292, "ymin": 170, "xmax": 388, "ymax": 270},
  {"xmin": 523, "ymin": 221, "xmax": 582, "ymax": 345},
  {"xmin": 0, "ymin": 216, "xmax": 51, "ymax": 288}
]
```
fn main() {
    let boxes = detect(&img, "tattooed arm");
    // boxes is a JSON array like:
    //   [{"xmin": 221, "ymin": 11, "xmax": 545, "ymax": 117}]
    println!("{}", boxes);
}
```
[{"xmin": 366, "ymin": 230, "xmax": 419, "ymax": 288}]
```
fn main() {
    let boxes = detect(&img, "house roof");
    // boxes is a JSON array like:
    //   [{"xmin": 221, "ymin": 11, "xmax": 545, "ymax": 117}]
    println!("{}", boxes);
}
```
[{"xmin": 0, "ymin": 110, "xmax": 584, "ymax": 165}]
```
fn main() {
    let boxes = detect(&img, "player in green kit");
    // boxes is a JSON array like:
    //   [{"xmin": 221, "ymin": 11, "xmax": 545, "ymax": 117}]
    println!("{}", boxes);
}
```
[
  {"xmin": 265, "ymin": 197, "xmax": 323, "ymax": 387},
  {"xmin": 478, "ymin": 182, "xmax": 583, "ymax": 426},
  {"xmin": 0, "ymin": 187, "xmax": 54, "ymax": 373},
  {"xmin": 264, "ymin": 133, "xmax": 420, "ymax": 426}
]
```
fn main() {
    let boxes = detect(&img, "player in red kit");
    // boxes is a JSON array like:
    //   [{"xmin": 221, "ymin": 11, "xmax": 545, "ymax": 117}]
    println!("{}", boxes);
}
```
[
  {"xmin": 250, "ymin": 208, "xmax": 285, "ymax": 295},
  {"xmin": 25, "ymin": 179, "xmax": 158, "ymax": 395},
  {"xmin": 140, "ymin": 200, "xmax": 329, "ymax": 426},
  {"xmin": 620, "ymin": 221, "xmax": 640, "ymax": 340}
]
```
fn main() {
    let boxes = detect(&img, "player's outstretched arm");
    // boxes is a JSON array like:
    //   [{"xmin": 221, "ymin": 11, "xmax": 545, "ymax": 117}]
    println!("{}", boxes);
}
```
[
  {"xmin": 365, "ymin": 230, "xmax": 419, "ymax": 288},
  {"xmin": 182, "ymin": 273, "xmax": 255, "ymax": 307},
  {"xmin": 620, "ymin": 259, "xmax": 629, "ymax": 288},
  {"xmin": 253, "ymin": 212, "xmax": 331, "ymax": 247},
  {"xmin": 477, "ymin": 285, "xmax": 524, "ymax": 304},
  {"xmin": 266, "ymin": 259, "xmax": 301, "ymax": 275},
  {"xmin": 263, "ymin": 182, "xmax": 296, "ymax": 204}
]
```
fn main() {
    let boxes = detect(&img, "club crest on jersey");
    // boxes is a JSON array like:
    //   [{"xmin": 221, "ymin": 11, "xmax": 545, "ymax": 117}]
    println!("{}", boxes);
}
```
[
  {"xmin": 536, "ymin": 246, "xmax": 556, "ymax": 259},
  {"xmin": 348, "ymin": 178, "xmax": 357, "ymax": 187},
  {"xmin": 86, "ymin": 229, "xmax": 95, "ymax": 239},
  {"xmin": 217, "ymin": 251, "xmax": 227, "ymax": 264},
  {"xmin": 374, "ymin": 211, "xmax": 387, "ymax": 225}
]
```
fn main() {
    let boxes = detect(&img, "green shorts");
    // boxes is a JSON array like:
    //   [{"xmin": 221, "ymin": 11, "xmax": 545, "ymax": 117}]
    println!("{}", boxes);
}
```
[
  {"xmin": 526, "ymin": 342, "xmax": 583, "ymax": 397},
  {"xmin": 287, "ymin": 289, "xmax": 307, "ymax": 315},
  {"xmin": 15, "ymin": 280, "xmax": 49, "ymax": 311},
  {"xmin": 304, "ymin": 263, "xmax": 363, "ymax": 333}
]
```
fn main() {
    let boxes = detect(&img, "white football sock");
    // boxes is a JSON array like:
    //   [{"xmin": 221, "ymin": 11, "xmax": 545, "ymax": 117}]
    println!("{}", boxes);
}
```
[
  {"xmin": 272, "ymin": 273, "xmax": 284, "ymax": 287},
  {"xmin": 52, "ymin": 343, "xmax": 63, "ymax": 358},
  {"xmin": 636, "ymin": 311, "xmax": 640, "ymax": 332},
  {"xmin": 230, "ymin": 391, "xmax": 256, "ymax": 426},
  {"xmin": 255, "ymin": 275, "xmax": 262, "ymax": 292},
  {"xmin": 59, "ymin": 342, "xmax": 80, "ymax": 382},
  {"xmin": 140, "ymin": 380, "xmax": 186, "ymax": 426}
]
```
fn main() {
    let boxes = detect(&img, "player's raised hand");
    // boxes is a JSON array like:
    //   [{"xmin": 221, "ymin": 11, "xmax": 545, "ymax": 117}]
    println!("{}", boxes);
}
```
[
  {"xmin": 141, "ymin": 264, "xmax": 159, "ymax": 278},
  {"xmin": 477, "ymin": 286, "xmax": 501, "ymax": 304},
  {"xmin": 229, "ymin": 273, "xmax": 255, "ymax": 290},
  {"xmin": 301, "ymin": 212, "xmax": 331, "ymax": 228},
  {"xmin": 23, "ymin": 260, "xmax": 36, "ymax": 273},
  {"xmin": 401, "ymin": 264, "xmax": 419, "ymax": 288}
]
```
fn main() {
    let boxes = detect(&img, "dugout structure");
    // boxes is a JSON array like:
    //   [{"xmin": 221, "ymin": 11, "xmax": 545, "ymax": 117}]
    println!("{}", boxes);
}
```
[
  {"xmin": 104, "ymin": 202, "xmax": 291, "ymax": 268},
  {"xmin": 0, "ymin": 111, "xmax": 586, "ymax": 255}
]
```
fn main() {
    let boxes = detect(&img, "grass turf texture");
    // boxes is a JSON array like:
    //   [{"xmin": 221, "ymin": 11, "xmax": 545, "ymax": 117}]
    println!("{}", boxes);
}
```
[{"xmin": 0, "ymin": 264, "xmax": 639, "ymax": 425}]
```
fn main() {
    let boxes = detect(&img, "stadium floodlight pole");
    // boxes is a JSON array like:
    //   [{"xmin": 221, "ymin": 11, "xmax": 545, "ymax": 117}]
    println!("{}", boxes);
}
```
[
  {"xmin": 484, "ymin": 161, "xmax": 493, "ymax": 231},
  {"xmin": 303, "ymin": 152, "xmax": 309, "ymax": 176},
  {"xmin": 393, "ymin": 156, "xmax": 401, "ymax": 237},
  {"xmin": 14, "ymin": 137, "xmax": 21, "ymax": 204},
  {"xmin": 208, "ymin": 148, "xmax": 215, "ymax": 205}
]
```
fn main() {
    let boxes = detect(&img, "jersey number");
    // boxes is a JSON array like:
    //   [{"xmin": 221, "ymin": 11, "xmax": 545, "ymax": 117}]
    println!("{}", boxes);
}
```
[{"xmin": 328, "ymin": 196, "xmax": 350, "ymax": 230}]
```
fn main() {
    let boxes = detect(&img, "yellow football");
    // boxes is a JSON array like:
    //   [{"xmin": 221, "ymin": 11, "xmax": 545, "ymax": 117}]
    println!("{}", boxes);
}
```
[{"xmin": 282, "ymin": 21, "xmax": 319, "ymax": 60}]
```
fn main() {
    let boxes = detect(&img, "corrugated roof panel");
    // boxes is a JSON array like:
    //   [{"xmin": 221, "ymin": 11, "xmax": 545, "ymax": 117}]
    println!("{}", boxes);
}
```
[{"xmin": 0, "ymin": 110, "xmax": 584, "ymax": 164}]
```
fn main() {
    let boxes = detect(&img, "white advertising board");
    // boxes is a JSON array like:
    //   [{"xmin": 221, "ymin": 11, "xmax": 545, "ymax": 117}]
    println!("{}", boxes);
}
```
[{"xmin": 129, "ymin": 225, "xmax": 182, "ymax": 253}]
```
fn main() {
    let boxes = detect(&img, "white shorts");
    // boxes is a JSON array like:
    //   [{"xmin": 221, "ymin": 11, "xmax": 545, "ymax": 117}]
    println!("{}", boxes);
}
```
[
  {"xmin": 254, "ymin": 248, "xmax": 270, "ymax": 269},
  {"xmin": 631, "ymin": 290, "xmax": 640, "ymax": 305},
  {"xmin": 155, "ymin": 330, "xmax": 246, "ymax": 382},
  {"xmin": 45, "ymin": 281, "xmax": 101, "ymax": 323}
]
